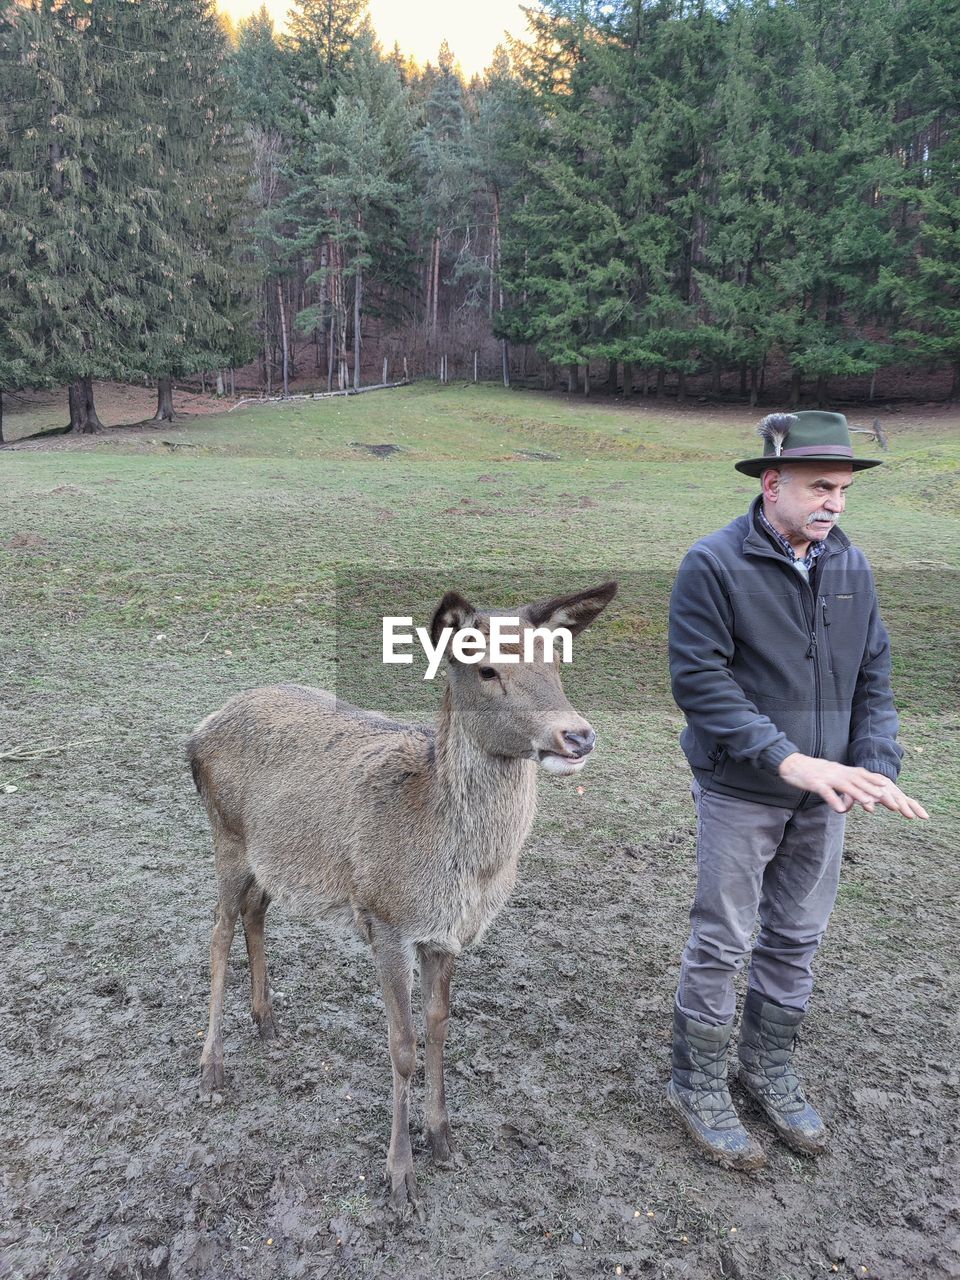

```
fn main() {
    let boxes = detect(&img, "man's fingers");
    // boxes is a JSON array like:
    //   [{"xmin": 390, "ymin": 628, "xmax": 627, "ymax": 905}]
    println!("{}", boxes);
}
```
[
  {"xmin": 878, "ymin": 789, "xmax": 929, "ymax": 820},
  {"xmin": 849, "ymin": 771, "xmax": 890, "ymax": 797},
  {"xmin": 815, "ymin": 784, "xmax": 853, "ymax": 814}
]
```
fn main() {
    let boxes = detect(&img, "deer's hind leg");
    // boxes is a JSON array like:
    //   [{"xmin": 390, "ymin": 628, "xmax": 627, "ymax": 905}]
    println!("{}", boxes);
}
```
[
  {"xmin": 241, "ymin": 882, "xmax": 278, "ymax": 1040},
  {"xmin": 199, "ymin": 832, "xmax": 252, "ymax": 1097}
]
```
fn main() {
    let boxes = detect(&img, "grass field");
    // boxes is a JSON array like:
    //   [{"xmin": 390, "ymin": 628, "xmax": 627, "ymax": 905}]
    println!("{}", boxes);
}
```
[{"xmin": 3, "ymin": 383, "xmax": 959, "ymax": 1279}]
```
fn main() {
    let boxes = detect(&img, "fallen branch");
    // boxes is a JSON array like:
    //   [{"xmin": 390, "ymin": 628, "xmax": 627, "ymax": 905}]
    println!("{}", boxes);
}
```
[
  {"xmin": 849, "ymin": 420, "xmax": 889, "ymax": 450},
  {"xmin": 0, "ymin": 737, "xmax": 103, "ymax": 762},
  {"xmin": 228, "ymin": 379, "xmax": 410, "ymax": 411}
]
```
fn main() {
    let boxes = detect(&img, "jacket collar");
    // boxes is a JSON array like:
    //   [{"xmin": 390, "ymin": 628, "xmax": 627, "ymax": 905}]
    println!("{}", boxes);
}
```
[{"xmin": 742, "ymin": 495, "xmax": 850, "ymax": 561}]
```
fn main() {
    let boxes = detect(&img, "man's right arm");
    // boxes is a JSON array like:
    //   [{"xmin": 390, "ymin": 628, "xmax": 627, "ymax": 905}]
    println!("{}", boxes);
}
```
[
  {"xmin": 776, "ymin": 752, "xmax": 928, "ymax": 818},
  {"xmin": 668, "ymin": 546, "xmax": 799, "ymax": 773}
]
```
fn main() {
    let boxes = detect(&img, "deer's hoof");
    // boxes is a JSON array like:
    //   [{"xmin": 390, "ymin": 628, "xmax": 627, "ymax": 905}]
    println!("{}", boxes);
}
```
[
  {"xmin": 255, "ymin": 1008, "xmax": 280, "ymax": 1041},
  {"xmin": 424, "ymin": 1122, "xmax": 457, "ymax": 1167},
  {"xmin": 385, "ymin": 1169, "xmax": 424, "ymax": 1224},
  {"xmin": 199, "ymin": 1057, "xmax": 225, "ymax": 1098}
]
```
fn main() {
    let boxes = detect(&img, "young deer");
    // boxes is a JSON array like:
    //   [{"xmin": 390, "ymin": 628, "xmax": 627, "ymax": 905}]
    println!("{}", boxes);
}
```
[{"xmin": 187, "ymin": 581, "xmax": 616, "ymax": 1217}]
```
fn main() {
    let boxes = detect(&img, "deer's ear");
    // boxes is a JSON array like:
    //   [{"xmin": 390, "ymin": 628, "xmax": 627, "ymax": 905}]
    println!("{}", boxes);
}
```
[
  {"xmin": 522, "ymin": 581, "xmax": 618, "ymax": 636},
  {"xmin": 430, "ymin": 591, "xmax": 480, "ymax": 650}
]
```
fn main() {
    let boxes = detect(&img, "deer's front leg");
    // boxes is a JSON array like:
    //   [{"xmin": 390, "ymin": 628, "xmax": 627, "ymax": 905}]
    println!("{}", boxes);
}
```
[
  {"xmin": 371, "ymin": 921, "xmax": 421, "ymax": 1220},
  {"xmin": 419, "ymin": 946, "xmax": 456, "ymax": 1165}
]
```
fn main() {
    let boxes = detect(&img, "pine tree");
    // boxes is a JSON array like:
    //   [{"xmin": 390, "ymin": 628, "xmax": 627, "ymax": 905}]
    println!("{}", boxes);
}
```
[
  {"xmin": 885, "ymin": 0, "xmax": 960, "ymax": 395},
  {"xmin": 134, "ymin": 0, "xmax": 256, "ymax": 419},
  {"xmin": 0, "ymin": 0, "xmax": 46, "ymax": 438},
  {"xmin": 2, "ymin": 0, "xmax": 157, "ymax": 428},
  {"xmin": 286, "ymin": 0, "xmax": 364, "ymax": 117},
  {"xmin": 0, "ymin": 0, "xmax": 257, "ymax": 429},
  {"xmin": 284, "ymin": 26, "xmax": 412, "ymax": 390},
  {"xmin": 412, "ymin": 40, "xmax": 477, "ymax": 339}
]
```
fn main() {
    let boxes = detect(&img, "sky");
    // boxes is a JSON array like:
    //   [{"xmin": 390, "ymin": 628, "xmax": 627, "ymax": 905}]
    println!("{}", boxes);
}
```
[{"xmin": 217, "ymin": 0, "xmax": 532, "ymax": 77}]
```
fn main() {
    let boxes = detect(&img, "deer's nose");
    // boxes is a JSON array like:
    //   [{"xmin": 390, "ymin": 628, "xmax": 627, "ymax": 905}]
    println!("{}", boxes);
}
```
[{"xmin": 562, "ymin": 727, "xmax": 596, "ymax": 758}]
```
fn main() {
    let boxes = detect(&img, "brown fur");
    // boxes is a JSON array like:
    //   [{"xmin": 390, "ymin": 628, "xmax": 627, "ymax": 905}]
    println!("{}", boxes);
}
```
[{"xmin": 188, "ymin": 582, "xmax": 616, "ymax": 1218}]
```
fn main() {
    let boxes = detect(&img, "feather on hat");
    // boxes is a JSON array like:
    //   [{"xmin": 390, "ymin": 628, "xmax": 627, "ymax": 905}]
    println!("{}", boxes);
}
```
[{"xmin": 756, "ymin": 414, "xmax": 797, "ymax": 457}]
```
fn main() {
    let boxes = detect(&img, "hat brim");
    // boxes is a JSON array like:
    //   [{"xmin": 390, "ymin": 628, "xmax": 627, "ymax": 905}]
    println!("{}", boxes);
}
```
[{"xmin": 734, "ymin": 455, "xmax": 883, "ymax": 477}]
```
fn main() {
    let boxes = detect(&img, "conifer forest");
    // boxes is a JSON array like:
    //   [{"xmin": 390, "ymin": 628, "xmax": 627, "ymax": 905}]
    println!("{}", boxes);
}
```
[{"xmin": 1, "ymin": 0, "xmax": 958, "ymax": 434}]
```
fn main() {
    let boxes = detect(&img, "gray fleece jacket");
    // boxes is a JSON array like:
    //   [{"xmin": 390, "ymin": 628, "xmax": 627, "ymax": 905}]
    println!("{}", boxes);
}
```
[{"xmin": 669, "ymin": 497, "xmax": 903, "ymax": 808}]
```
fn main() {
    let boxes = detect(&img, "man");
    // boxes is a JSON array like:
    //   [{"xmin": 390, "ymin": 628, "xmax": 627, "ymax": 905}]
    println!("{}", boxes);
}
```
[{"xmin": 666, "ymin": 410, "xmax": 927, "ymax": 1171}]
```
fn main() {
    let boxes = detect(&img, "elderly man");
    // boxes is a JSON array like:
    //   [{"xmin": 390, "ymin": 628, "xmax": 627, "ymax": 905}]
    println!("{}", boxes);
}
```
[{"xmin": 666, "ymin": 410, "xmax": 927, "ymax": 1171}]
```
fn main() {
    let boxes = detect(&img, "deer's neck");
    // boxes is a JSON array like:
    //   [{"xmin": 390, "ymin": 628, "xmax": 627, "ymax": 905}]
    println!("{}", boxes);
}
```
[{"xmin": 432, "ymin": 688, "xmax": 538, "ymax": 870}]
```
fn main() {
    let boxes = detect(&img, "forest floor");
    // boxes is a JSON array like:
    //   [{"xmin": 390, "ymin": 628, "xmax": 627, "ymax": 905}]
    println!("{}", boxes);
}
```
[{"xmin": 2, "ymin": 384, "xmax": 958, "ymax": 1280}]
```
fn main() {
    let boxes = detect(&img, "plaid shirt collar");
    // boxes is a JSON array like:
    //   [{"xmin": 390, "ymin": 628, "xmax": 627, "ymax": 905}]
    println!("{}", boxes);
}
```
[{"xmin": 757, "ymin": 504, "xmax": 828, "ymax": 578}]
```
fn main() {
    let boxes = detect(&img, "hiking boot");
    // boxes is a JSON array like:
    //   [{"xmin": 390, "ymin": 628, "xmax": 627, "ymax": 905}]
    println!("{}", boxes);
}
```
[
  {"xmin": 666, "ymin": 1006, "xmax": 766, "ymax": 1171},
  {"xmin": 734, "ymin": 989, "xmax": 829, "ymax": 1156}
]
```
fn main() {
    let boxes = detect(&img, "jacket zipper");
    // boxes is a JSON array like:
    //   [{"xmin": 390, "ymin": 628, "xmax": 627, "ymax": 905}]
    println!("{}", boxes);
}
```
[
  {"xmin": 820, "ymin": 595, "xmax": 833, "ymax": 673},
  {"xmin": 797, "ymin": 574, "xmax": 823, "ymax": 810}
]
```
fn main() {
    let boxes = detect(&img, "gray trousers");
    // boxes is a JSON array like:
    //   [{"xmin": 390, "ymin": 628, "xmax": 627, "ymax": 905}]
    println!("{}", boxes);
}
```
[{"xmin": 676, "ymin": 779, "xmax": 846, "ymax": 1026}]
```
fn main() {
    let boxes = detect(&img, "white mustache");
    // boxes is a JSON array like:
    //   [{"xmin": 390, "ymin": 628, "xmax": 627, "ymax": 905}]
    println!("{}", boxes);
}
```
[{"xmin": 806, "ymin": 512, "xmax": 839, "ymax": 525}]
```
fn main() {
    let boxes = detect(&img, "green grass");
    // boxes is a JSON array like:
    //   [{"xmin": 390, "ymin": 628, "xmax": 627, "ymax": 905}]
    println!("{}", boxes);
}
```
[{"xmin": 2, "ymin": 381, "xmax": 958, "ymax": 829}]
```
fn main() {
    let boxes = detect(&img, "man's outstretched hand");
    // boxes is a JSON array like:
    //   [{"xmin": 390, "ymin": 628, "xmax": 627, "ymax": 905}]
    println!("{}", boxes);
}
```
[{"xmin": 778, "ymin": 754, "xmax": 929, "ymax": 819}]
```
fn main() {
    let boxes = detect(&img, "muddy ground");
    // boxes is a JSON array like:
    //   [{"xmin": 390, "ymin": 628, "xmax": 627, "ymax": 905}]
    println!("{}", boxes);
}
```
[{"xmin": 4, "ymin": 701, "xmax": 957, "ymax": 1280}]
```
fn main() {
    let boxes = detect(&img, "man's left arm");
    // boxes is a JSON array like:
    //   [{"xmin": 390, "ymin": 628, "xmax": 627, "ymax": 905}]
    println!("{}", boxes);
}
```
[
  {"xmin": 780, "ymin": 585, "xmax": 926, "ymax": 818},
  {"xmin": 847, "ymin": 588, "xmax": 904, "ymax": 782}
]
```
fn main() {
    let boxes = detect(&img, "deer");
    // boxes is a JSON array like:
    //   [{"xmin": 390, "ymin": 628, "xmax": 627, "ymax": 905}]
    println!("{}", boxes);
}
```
[{"xmin": 186, "ymin": 581, "xmax": 616, "ymax": 1218}]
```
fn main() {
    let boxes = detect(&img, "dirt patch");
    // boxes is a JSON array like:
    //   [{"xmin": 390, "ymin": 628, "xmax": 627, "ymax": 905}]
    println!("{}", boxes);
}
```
[
  {"xmin": 5, "ymin": 532, "xmax": 49, "ymax": 549},
  {"xmin": 350, "ymin": 443, "xmax": 400, "ymax": 458}
]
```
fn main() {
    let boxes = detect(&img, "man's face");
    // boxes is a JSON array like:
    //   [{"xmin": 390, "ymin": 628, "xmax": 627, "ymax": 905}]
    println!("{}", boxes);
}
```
[{"xmin": 761, "ymin": 462, "xmax": 855, "ymax": 550}]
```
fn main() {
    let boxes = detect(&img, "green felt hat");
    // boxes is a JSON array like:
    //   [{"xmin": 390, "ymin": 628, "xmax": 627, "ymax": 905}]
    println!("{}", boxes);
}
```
[{"xmin": 735, "ymin": 410, "xmax": 884, "ymax": 477}]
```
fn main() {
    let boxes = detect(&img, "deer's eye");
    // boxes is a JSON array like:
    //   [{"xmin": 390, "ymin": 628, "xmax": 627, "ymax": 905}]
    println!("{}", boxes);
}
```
[{"xmin": 478, "ymin": 666, "xmax": 497, "ymax": 681}]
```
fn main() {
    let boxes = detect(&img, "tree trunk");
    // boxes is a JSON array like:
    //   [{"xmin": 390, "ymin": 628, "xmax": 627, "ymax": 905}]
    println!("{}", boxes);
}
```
[
  {"xmin": 816, "ymin": 374, "xmax": 826, "ymax": 408},
  {"xmin": 277, "ymin": 281, "xmax": 290, "ymax": 397},
  {"xmin": 336, "ymin": 249, "xmax": 349, "ymax": 393},
  {"xmin": 154, "ymin": 376, "xmax": 175, "ymax": 421},
  {"xmin": 677, "ymin": 371, "xmax": 687, "ymax": 403},
  {"xmin": 749, "ymin": 365, "xmax": 759, "ymax": 407},
  {"xmin": 656, "ymin": 368, "xmax": 665, "ymax": 399},
  {"xmin": 739, "ymin": 362, "xmax": 748, "ymax": 398},
  {"xmin": 83, "ymin": 376, "xmax": 103, "ymax": 430},
  {"xmin": 622, "ymin": 361, "xmax": 633, "ymax": 398},
  {"xmin": 567, "ymin": 363, "xmax": 579, "ymax": 394},
  {"xmin": 790, "ymin": 370, "xmax": 801, "ymax": 407},
  {"xmin": 495, "ymin": 203, "xmax": 508, "ymax": 389},
  {"xmin": 353, "ymin": 256, "xmax": 362, "ymax": 391},
  {"xmin": 604, "ymin": 359, "xmax": 618, "ymax": 393},
  {"xmin": 431, "ymin": 228, "xmax": 440, "ymax": 337},
  {"xmin": 261, "ymin": 303, "xmax": 269, "ymax": 392},
  {"xmin": 712, "ymin": 363, "xmax": 722, "ymax": 395},
  {"xmin": 67, "ymin": 376, "xmax": 103, "ymax": 433}
]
